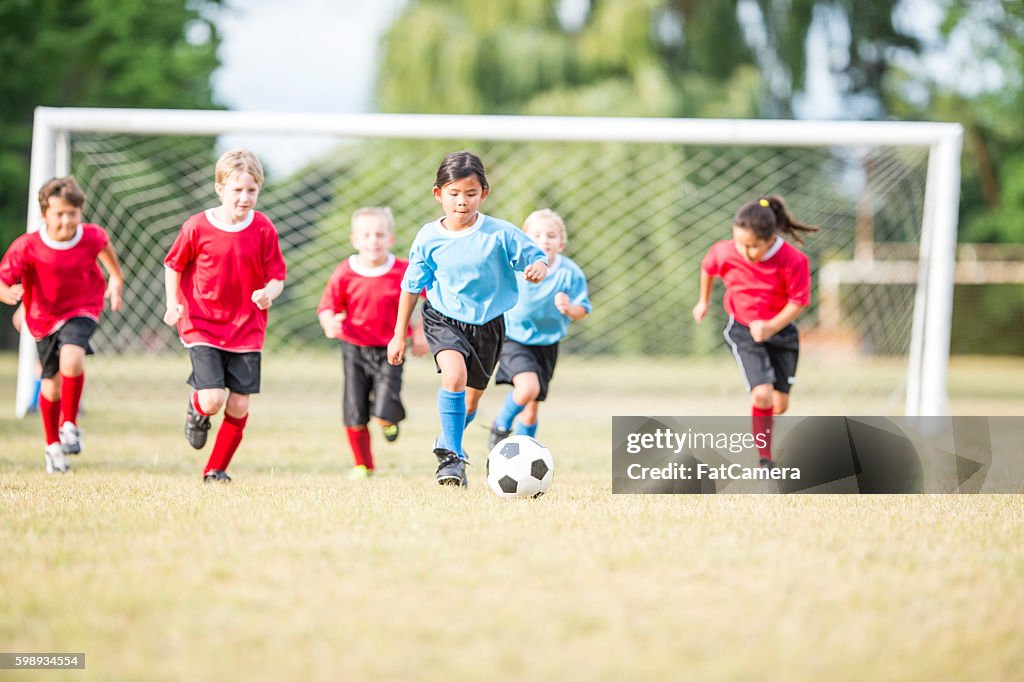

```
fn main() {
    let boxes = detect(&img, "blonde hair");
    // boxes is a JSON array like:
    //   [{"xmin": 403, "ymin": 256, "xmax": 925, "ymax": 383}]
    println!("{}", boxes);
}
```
[
  {"xmin": 351, "ymin": 206, "xmax": 395, "ymax": 234},
  {"xmin": 522, "ymin": 208, "xmax": 567, "ymax": 243},
  {"xmin": 215, "ymin": 149, "xmax": 264, "ymax": 186}
]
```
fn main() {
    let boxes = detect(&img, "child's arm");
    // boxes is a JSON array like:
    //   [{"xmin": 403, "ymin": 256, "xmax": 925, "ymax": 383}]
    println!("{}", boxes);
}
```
[
  {"xmin": 692, "ymin": 270, "xmax": 713, "ymax": 323},
  {"xmin": 163, "ymin": 268, "xmax": 183, "ymax": 325},
  {"xmin": 252, "ymin": 279, "xmax": 284, "ymax": 311},
  {"xmin": 97, "ymin": 242, "xmax": 124, "ymax": 312},
  {"xmin": 409, "ymin": 316, "xmax": 429, "ymax": 357},
  {"xmin": 554, "ymin": 293, "xmax": 589, "ymax": 321},
  {"xmin": 0, "ymin": 280, "xmax": 23, "ymax": 306},
  {"xmin": 318, "ymin": 309, "xmax": 345, "ymax": 339},
  {"xmin": 387, "ymin": 291, "xmax": 420, "ymax": 365},
  {"xmin": 750, "ymin": 302, "xmax": 805, "ymax": 342}
]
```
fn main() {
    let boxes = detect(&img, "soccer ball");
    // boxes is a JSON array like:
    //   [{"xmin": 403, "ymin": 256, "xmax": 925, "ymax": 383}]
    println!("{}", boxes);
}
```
[{"xmin": 486, "ymin": 435, "xmax": 554, "ymax": 498}]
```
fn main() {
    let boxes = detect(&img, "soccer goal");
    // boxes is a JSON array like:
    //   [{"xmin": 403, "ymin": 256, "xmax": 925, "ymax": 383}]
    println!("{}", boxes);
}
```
[{"xmin": 17, "ymin": 107, "xmax": 962, "ymax": 417}]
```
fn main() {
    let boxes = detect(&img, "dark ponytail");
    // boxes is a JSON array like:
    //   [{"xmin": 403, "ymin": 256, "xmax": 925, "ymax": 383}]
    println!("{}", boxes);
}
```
[{"xmin": 734, "ymin": 195, "xmax": 818, "ymax": 244}]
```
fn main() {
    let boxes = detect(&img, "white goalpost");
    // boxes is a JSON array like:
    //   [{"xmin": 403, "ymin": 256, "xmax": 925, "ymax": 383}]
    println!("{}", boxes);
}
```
[{"xmin": 17, "ymin": 106, "xmax": 962, "ymax": 417}]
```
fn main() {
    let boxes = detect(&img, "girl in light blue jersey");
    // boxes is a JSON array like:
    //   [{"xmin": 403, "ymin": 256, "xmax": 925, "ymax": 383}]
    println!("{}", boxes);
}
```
[
  {"xmin": 488, "ymin": 209, "xmax": 591, "ymax": 450},
  {"xmin": 388, "ymin": 152, "xmax": 548, "ymax": 487}
]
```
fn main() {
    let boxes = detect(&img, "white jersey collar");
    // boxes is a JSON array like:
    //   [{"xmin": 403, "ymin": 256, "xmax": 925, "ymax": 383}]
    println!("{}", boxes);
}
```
[
  {"xmin": 38, "ymin": 224, "xmax": 84, "ymax": 250},
  {"xmin": 433, "ymin": 212, "xmax": 484, "ymax": 239},
  {"xmin": 761, "ymin": 236, "xmax": 784, "ymax": 261},
  {"xmin": 205, "ymin": 208, "xmax": 254, "ymax": 232},
  {"xmin": 348, "ymin": 253, "xmax": 396, "ymax": 277}
]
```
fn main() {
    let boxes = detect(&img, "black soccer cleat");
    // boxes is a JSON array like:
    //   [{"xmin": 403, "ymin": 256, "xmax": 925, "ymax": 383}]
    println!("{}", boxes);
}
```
[
  {"xmin": 185, "ymin": 397, "xmax": 212, "ymax": 449},
  {"xmin": 382, "ymin": 423, "xmax": 400, "ymax": 443},
  {"xmin": 433, "ymin": 437, "xmax": 468, "ymax": 487},
  {"xmin": 487, "ymin": 422, "xmax": 511, "ymax": 452},
  {"xmin": 203, "ymin": 469, "xmax": 232, "ymax": 483}
]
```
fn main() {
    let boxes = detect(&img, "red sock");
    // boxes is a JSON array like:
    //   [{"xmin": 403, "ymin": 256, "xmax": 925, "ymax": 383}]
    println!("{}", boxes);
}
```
[
  {"xmin": 346, "ymin": 427, "xmax": 374, "ymax": 470},
  {"xmin": 39, "ymin": 395, "xmax": 61, "ymax": 445},
  {"xmin": 60, "ymin": 372, "xmax": 85, "ymax": 424},
  {"xmin": 204, "ymin": 413, "xmax": 247, "ymax": 474},
  {"xmin": 752, "ymin": 406, "xmax": 774, "ymax": 461}
]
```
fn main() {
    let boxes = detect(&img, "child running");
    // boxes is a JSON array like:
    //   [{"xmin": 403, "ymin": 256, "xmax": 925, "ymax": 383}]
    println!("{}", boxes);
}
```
[
  {"xmin": 387, "ymin": 151, "xmax": 548, "ymax": 487},
  {"xmin": 692, "ymin": 195, "xmax": 817, "ymax": 469},
  {"xmin": 0, "ymin": 177, "xmax": 124, "ymax": 473},
  {"xmin": 163, "ymin": 150, "xmax": 287, "ymax": 483},
  {"xmin": 318, "ymin": 206, "xmax": 428, "ymax": 479},
  {"xmin": 488, "ymin": 209, "xmax": 591, "ymax": 450}
]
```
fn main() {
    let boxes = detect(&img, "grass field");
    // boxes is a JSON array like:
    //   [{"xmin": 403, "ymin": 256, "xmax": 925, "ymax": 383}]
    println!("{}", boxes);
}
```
[{"xmin": 1, "ymin": 352, "xmax": 1023, "ymax": 681}]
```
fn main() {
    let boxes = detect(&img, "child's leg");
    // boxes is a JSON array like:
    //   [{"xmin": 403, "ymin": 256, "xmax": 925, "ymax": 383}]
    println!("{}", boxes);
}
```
[
  {"xmin": 204, "ymin": 392, "xmax": 249, "ymax": 474},
  {"xmin": 750, "ymin": 383, "xmax": 774, "ymax": 462},
  {"xmin": 194, "ymin": 388, "xmax": 227, "ymax": 416},
  {"xmin": 497, "ymin": 372, "xmax": 539, "ymax": 430},
  {"xmin": 57, "ymin": 344, "xmax": 86, "ymax": 426},
  {"xmin": 436, "ymin": 349, "xmax": 468, "ymax": 457},
  {"xmin": 514, "ymin": 400, "xmax": 540, "ymax": 437},
  {"xmin": 346, "ymin": 425, "xmax": 374, "ymax": 470},
  {"xmin": 38, "ymin": 377, "xmax": 62, "ymax": 446}
]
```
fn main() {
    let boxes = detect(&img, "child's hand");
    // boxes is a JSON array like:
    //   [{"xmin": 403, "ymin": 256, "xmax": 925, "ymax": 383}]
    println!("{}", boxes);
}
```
[
  {"xmin": 749, "ymin": 319, "xmax": 775, "ymax": 342},
  {"xmin": 320, "ymin": 312, "xmax": 344, "ymax": 339},
  {"xmin": 554, "ymin": 292, "xmax": 571, "ymax": 316},
  {"xmin": 251, "ymin": 288, "xmax": 274, "ymax": 310},
  {"xmin": 105, "ymin": 278, "xmax": 123, "ymax": 312},
  {"xmin": 164, "ymin": 304, "xmax": 183, "ymax": 326},
  {"xmin": 387, "ymin": 334, "xmax": 406, "ymax": 365},
  {"xmin": 524, "ymin": 261, "xmax": 548, "ymax": 283},
  {"xmin": 0, "ymin": 283, "xmax": 23, "ymax": 305},
  {"xmin": 692, "ymin": 301, "xmax": 708, "ymax": 323}
]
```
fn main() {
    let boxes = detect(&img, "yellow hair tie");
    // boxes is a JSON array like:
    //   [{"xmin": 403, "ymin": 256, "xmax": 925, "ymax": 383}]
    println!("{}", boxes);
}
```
[{"xmin": 758, "ymin": 198, "xmax": 770, "ymax": 207}]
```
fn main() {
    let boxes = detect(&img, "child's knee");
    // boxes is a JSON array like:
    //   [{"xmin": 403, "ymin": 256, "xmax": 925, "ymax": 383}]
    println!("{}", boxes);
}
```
[
  {"xmin": 198, "ymin": 388, "xmax": 227, "ymax": 414},
  {"xmin": 225, "ymin": 392, "xmax": 249, "ymax": 417},
  {"xmin": 750, "ymin": 384, "xmax": 773, "ymax": 409}
]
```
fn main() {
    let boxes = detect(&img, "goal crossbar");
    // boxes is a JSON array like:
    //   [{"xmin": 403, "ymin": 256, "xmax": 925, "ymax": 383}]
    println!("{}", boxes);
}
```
[{"xmin": 20, "ymin": 106, "xmax": 963, "ymax": 417}]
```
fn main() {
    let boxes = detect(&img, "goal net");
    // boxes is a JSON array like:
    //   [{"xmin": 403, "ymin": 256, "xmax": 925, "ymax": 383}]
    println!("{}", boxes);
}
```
[{"xmin": 16, "ymin": 109, "xmax": 962, "ymax": 417}]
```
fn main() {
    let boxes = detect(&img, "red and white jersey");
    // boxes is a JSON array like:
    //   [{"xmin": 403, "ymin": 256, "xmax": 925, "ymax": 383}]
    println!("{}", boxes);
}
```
[
  {"xmin": 317, "ymin": 254, "xmax": 409, "ymax": 347},
  {"xmin": 164, "ymin": 209, "xmax": 287, "ymax": 352},
  {"xmin": 0, "ymin": 224, "xmax": 110, "ymax": 339},
  {"xmin": 701, "ymin": 237, "xmax": 810, "ymax": 326}
]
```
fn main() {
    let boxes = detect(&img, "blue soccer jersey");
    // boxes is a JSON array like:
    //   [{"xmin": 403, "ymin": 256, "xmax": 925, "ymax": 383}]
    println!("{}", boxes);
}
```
[
  {"xmin": 505, "ymin": 254, "xmax": 591, "ymax": 346},
  {"xmin": 403, "ymin": 213, "xmax": 547, "ymax": 325}
]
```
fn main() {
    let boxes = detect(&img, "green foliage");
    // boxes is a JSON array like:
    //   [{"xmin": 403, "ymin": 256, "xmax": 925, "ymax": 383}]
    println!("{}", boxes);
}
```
[{"xmin": 0, "ymin": 0, "xmax": 223, "ymax": 250}]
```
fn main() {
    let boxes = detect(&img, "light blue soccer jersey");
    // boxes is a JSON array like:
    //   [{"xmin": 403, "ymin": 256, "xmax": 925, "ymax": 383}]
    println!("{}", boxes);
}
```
[
  {"xmin": 505, "ymin": 254, "xmax": 591, "ymax": 346},
  {"xmin": 403, "ymin": 213, "xmax": 547, "ymax": 325}
]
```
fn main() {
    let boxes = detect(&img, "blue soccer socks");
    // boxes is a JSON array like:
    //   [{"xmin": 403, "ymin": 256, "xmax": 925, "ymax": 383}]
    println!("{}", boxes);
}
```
[
  {"xmin": 514, "ymin": 419, "xmax": 538, "ymax": 438},
  {"xmin": 465, "ymin": 410, "xmax": 477, "ymax": 428},
  {"xmin": 438, "ymin": 389, "xmax": 467, "ymax": 458},
  {"xmin": 495, "ymin": 392, "xmax": 527, "ymax": 431}
]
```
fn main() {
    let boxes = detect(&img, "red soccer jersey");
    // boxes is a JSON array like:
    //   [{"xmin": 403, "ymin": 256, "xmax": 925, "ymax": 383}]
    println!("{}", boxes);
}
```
[
  {"xmin": 701, "ymin": 237, "xmax": 811, "ymax": 326},
  {"xmin": 164, "ymin": 209, "xmax": 287, "ymax": 352},
  {"xmin": 0, "ymin": 224, "xmax": 110, "ymax": 339},
  {"xmin": 317, "ymin": 254, "xmax": 409, "ymax": 347}
]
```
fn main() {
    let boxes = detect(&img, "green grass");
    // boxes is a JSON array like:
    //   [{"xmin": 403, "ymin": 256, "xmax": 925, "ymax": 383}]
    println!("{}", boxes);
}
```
[{"xmin": 1, "ymin": 353, "xmax": 1023, "ymax": 681}]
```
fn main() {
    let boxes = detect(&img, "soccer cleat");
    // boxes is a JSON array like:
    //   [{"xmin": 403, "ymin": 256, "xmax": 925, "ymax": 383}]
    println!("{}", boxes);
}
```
[
  {"xmin": 759, "ymin": 458, "xmax": 778, "ymax": 471},
  {"xmin": 203, "ymin": 469, "xmax": 232, "ymax": 483},
  {"xmin": 433, "ymin": 437, "xmax": 468, "ymax": 487},
  {"xmin": 60, "ymin": 421, "xmax": 82, "ymax": 455},
  {"xmin": 44, "ymin": 442, "xmax": 70, "ymax": 474},
  {"xmin": 349, "ymin": 464, "xmax": 374, "ymax": 480},
  {"xmin": 185, "ymin": 397, "xmax": 212, "ymax": 449},
  {"xmin": 487, "ymin": 422, "xmax": 511, "ymax": 452},
  {"xmin": 381, "ymin": 423, "xmax": 400, "ymax": 442}
]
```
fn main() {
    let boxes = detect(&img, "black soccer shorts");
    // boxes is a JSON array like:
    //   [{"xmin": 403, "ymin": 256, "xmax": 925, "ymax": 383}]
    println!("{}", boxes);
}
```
[{"xmin": 723, "ymin": 316, "xmax": 799, "ymax": 394}]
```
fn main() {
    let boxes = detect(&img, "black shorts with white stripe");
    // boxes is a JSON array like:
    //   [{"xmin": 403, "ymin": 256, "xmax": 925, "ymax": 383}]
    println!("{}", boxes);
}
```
[{"xmin": 723, "ymin": 317, "xmax": 799, "ymax": 394}]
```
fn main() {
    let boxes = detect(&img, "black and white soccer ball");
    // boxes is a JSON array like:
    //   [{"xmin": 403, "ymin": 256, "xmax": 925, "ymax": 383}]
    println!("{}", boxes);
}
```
[{"xmin": 486, "ymin": 435, "xmax": 554, "ymax": 498}]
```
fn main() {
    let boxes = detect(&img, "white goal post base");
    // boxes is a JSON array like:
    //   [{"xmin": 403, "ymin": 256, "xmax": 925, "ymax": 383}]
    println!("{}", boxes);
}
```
[{"xmin": 18, "ymin": 107, "xmax": 962, "ymax": 417}]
